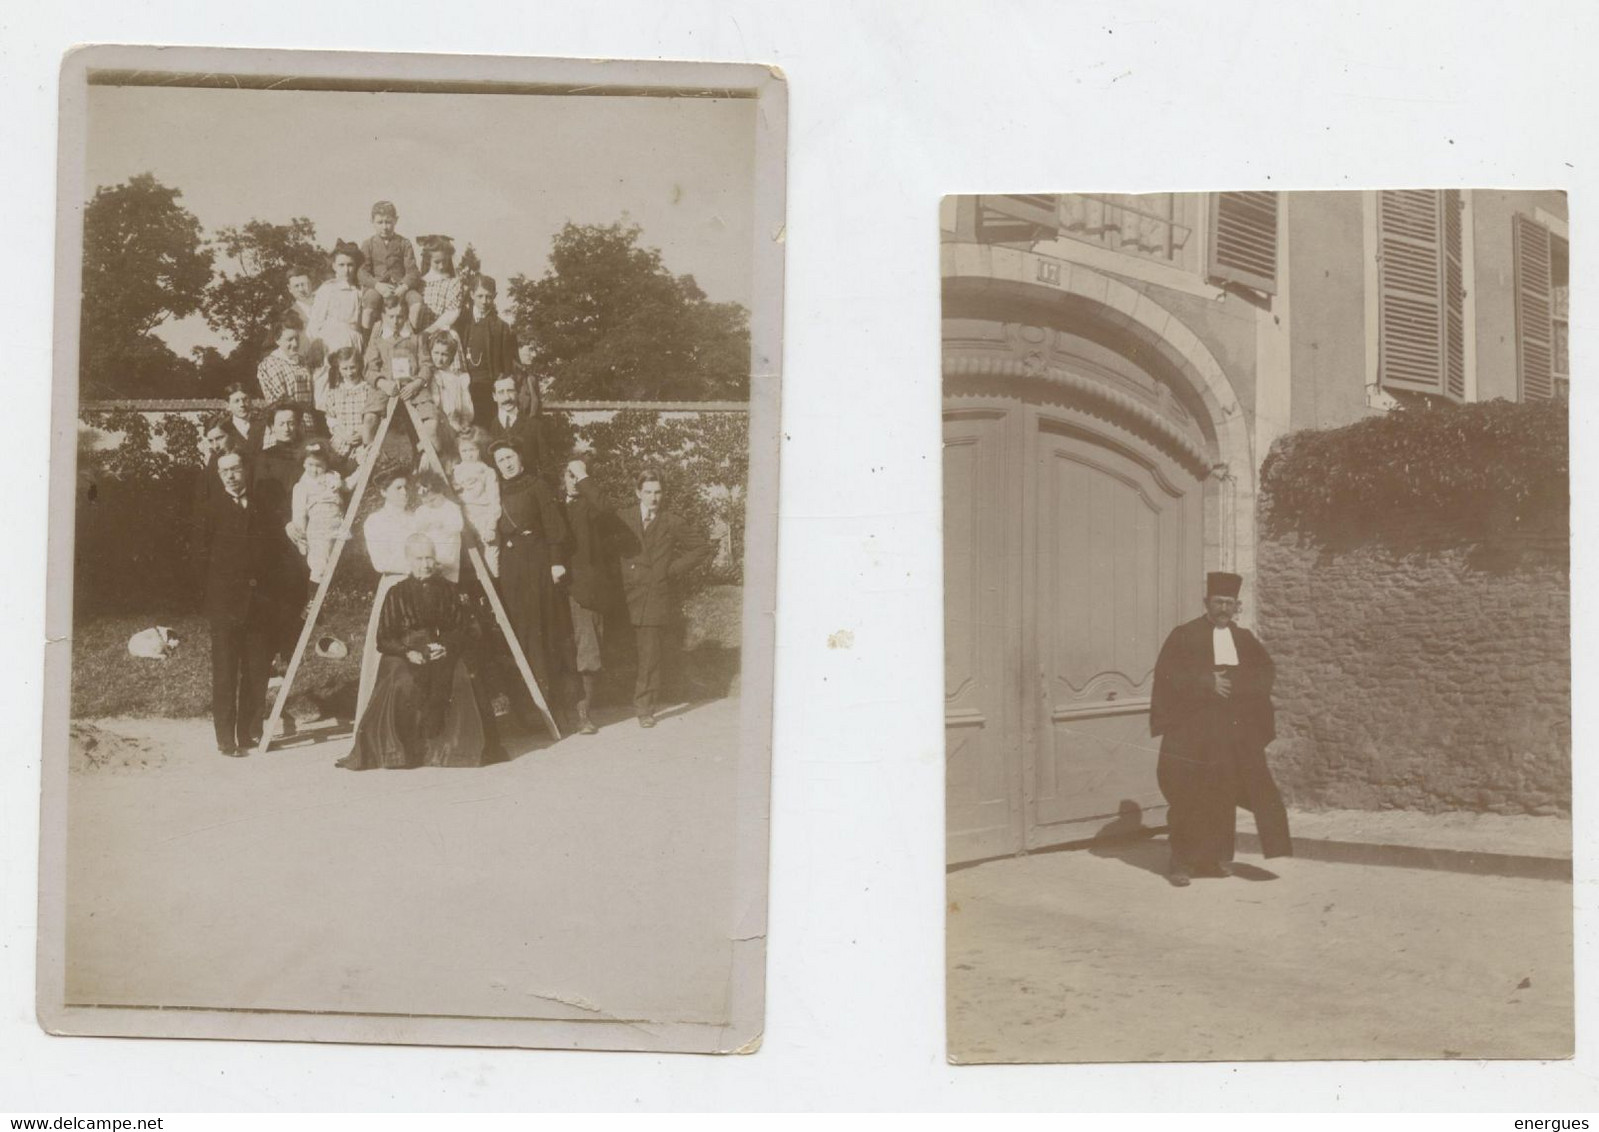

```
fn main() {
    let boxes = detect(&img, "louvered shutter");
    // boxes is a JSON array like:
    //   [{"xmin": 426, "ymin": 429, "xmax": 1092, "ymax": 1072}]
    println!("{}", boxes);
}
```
[
  {"xmin": 1513, "ymin": 213, "xmax": 1555, "ymax": 402},
  {"xmin": 1207, "ymin": 192, "xmax": 1278, "ymax": 294},
  {"xmin": 976, "ymin": 194, "xmax": 1060, "ymax": 244},
  {"xmin": 1442, "ymin": 190, "xmax": 1466, "ymax": 401},
  {"xmin": 1377, "ymin": 189, "xmax": 1465, "ymax": 400}
]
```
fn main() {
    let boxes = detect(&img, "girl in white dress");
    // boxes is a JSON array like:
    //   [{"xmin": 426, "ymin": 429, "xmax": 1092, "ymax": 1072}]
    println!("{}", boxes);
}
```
[
  {"xmin": 308, "ymin": 241, "xmax": 367, "ymax": 407},
  {"xmin": 424, "ymin": 331, "xmax": 474, "ymax": 445},
  {"xmin": 308, "ymin": 242, "xmax": 366, "ymax": 359}
]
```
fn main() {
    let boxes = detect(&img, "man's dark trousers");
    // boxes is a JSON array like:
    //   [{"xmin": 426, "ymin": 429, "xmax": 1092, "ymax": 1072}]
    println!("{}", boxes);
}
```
[
  {"xmin": 211, "ymin": 607, "xmax": 275, "ymax": 751},
  {"xmin": 633, "ymin": 624, "xmax": 665, "ymax": 718}
]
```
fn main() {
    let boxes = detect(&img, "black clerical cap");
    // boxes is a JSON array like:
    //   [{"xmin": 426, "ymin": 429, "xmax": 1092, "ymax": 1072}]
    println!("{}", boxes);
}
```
[{"xmin": 1206, "ymin": 571, "xmax": 1243, "ymax": 598}]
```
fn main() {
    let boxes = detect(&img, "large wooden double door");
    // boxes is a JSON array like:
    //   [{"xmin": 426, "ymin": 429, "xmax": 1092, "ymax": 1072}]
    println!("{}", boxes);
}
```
[{"xmin": 944, "ymin": 396, "xmax": 1205, "ymax": 863}]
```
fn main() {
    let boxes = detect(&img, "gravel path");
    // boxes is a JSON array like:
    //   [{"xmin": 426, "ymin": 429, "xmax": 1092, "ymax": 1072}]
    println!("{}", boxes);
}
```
[{"xmin": 947, "ymin": 842, "xmax": 1573, "ymax": 1063}]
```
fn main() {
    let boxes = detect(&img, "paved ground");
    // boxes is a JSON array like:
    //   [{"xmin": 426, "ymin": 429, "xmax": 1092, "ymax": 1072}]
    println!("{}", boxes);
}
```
[
  {"xmin": 1261, "ymin": 808, "xmax": 1572, "ymax": 860},
  {"xmin": 947, "ymin": 838, "xmax": 1574, "ymax": 1064},
  {"xmin": 66, "ymin": 696, "xmax": 745, "ymax": 1028}
]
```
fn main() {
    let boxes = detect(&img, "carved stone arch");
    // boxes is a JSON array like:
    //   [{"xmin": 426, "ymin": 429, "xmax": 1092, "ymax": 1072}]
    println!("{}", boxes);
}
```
[{"xmin": 941, "ymin": 240, "xmax": 1258, "ymax": 605}]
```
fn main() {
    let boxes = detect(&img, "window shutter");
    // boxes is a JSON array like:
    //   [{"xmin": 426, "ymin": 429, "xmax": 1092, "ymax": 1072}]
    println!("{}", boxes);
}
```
[
  {"xmin": 1513, "ymin": 213, "xmax": 1555, "ymax": 402},
  {"xmin": 1377, "ymin": 189, "xmax": 1464, "ymax": 400},
  {"xmin": 1207, "ymin": 192, "xmax": 1278, "ymax": 294},
  {"xmin": 975, "ymin": 194, "xmax": 1060, "ymax": 244},
  {"xmin": 1442, "ymin": 189, "xmax": 1466, "ymax": 401}
]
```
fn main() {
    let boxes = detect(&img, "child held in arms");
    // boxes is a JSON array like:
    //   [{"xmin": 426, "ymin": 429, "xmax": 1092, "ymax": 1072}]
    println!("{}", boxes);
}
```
[
  {"xmin": 358, "ymin": 201, "xmax": 423, "ymax": 334},
  {"xmin": 286, "ymin": 440, "xmax": 350, "ymax": 594},
  {"xmin": 451, "ymin": 429, "xmax": 502, "ymax": 576}
]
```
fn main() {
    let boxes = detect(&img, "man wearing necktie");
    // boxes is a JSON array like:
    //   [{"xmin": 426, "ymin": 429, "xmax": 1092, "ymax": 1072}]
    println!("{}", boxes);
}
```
[
  {"xmin": 615, "ymin": 469, "xmax": 716, "ymax": 728},
  {"xmin": 1148, "ymin": 571, "xmax": 1293, "ymax": 886},
  {"xmin": 487, "ymin": 374, "xmax": 548, "ymax": 483},
  {"xmin": 191, "ymin": 451, "xmax": 295, "ymax": 756}
]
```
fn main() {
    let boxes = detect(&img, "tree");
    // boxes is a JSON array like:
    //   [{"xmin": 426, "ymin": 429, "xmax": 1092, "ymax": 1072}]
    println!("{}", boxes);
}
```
[
  {"xmin": 204, "ymin": 217, "xmax": 326, "ymax": 352},
  {"xmin": 507, "ymin": 221, "xmax": 751, "ymax": 401},
  {"xmin": 80, "ymin": 174, "xmax": 213, "ymax": 395},
  {"xmin": 459, "ymin": 243, "xmax": 482, "ymax": 296}
]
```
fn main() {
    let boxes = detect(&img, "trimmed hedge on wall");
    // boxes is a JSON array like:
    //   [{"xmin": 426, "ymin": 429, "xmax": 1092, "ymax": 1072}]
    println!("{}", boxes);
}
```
[
  {"xmin": 1257, "ymin": 398, "xmax": 1570, "ymax": 815},
  {"xmin": 1259, "ymin": 397, "xmax": 1568, "ymax": 545}
]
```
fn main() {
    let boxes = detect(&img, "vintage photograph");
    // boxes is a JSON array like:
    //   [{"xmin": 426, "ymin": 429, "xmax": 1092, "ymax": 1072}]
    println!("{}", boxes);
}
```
[
  {"xmin": 40, "ymin": 47, "xmax": 783, "ymax": 1052},
  {"xmin": 942, "ymin": 191, "xmax": 1571, "ymax": 1062}
]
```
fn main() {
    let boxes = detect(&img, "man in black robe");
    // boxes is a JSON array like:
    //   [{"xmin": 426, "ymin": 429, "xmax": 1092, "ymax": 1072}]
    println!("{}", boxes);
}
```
[{"xmin": 1149, "ymin": 571, "xmax": 1292, "ymax": 887}]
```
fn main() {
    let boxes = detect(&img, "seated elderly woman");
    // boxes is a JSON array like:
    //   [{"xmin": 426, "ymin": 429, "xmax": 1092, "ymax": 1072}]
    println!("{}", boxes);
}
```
[{"xmin": 337, "ymin": 531, "xmax": 504, "ymax": 771}]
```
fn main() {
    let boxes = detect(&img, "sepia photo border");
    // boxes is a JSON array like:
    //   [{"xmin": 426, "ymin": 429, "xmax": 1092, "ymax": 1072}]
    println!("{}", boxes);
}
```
[{"xmin": 38, "ymin": 43, "xmax": 785, "ymax": 1054}]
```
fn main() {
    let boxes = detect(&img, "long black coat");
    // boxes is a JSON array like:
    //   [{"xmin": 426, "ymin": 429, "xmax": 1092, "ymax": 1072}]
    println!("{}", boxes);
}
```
[
  {"xmin": 1149, "ymin": 616, "xmax": 1276, "ymax": 756},
  {"xmin": 495, "ymin": 473, "xmax": 574, "ymax": 691},
  {"xmin": 613, "ymin": 506, "xmax": 715, "ymax": 627},
  {"xmin": 1149, "ymin": 614, "xmax": 1291, "ymax": 861}
]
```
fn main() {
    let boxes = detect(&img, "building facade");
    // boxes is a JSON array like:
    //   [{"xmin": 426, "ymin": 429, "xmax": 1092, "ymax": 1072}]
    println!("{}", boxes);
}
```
[{"xmin": 941, "ymin": 189, "xmax": 1569, "ymax": 864}]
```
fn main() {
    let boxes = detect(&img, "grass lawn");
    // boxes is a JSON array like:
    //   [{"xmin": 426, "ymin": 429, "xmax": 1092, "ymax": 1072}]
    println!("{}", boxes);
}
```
[
  {"xmin": 71, "ymin": 589, "xmax": 371, "ymax": 720},
  {"xmin": 72, "ymin": 584, "xmax": 745, "ymax": 720}
]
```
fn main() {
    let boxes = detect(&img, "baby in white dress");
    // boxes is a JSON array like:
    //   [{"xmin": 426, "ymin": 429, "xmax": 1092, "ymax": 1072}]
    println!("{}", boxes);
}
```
[
  {"xmin": 288, "ymin": 445, "xmax": 349, "ymax": 587},
  {"xmin": 451, "ymin": 434, "xmax": 501, "ymax": 575}
]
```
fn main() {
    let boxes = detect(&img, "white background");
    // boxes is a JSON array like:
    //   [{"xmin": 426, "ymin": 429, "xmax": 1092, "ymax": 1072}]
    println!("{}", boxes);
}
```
[{"xmin": 4, "ymin": 0, "xmax": 1597, "ymax": 1113}]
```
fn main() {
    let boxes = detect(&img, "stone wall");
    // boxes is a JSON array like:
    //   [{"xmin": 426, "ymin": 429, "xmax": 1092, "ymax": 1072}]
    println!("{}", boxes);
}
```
[{"xmin": 1256, "ymin": 508, "xmax": 1570, "ymax": 815}]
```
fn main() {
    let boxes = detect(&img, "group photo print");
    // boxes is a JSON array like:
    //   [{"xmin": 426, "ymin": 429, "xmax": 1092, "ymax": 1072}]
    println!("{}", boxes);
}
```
[{"xmin": 40, "ymin": 47, "xmax": 784, "ymax": 1054}]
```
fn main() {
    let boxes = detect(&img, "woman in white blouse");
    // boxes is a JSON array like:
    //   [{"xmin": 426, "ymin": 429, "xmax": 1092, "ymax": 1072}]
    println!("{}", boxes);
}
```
[{"xmin": 354, "ymin": 466, "xmax": 419, "ymax": 726}]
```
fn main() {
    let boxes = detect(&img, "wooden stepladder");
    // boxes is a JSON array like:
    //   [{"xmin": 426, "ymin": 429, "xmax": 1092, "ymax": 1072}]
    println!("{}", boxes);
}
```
[{"xmin": 257, "ymin": 397, "xmax": 560, "ymax": 755}]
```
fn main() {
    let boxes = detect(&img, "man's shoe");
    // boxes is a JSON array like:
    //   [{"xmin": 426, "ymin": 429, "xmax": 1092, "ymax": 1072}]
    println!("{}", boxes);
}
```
[
  {"xmin": 218, "ymin": 745, "xmax": 246, "ymax": 758},
  {"xmin": 1167, "ymin": 869, "xmax": 1191, "ymax": 888},
  {"xmin": 639, "ymin": 714, "xmax": 656, "ymax": 729}
]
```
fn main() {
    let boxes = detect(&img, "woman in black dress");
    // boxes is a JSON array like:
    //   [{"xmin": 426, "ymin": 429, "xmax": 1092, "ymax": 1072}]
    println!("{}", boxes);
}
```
[
  {"xmin": 338, "ymin": 531, "xmax": 502, "ymax": 770},
  {"xmin": 489, "ymin": 439, "xmax": 575, "ymax": 723}
]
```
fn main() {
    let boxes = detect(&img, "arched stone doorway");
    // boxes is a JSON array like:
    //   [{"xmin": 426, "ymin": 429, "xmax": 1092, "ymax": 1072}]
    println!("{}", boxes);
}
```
[{"xmin": 943, "ymin": 270, "xmax": 1249, "ymax": 864}]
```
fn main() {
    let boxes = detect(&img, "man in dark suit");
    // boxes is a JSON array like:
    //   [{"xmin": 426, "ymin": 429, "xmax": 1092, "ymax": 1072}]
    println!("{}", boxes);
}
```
[
  {"xmin": 240, "ymin": 401, "xmax": 307, "ymax": 667},
  {"xmin": 614, "ymin": 469, "xmax": 715, "ymax": 728},
  {"xmin": 461, "ymin": 275, "xmax": 520, "ymax": 426},
  {"xmin": 1149, "ymin": 571, "xmax": 1293, "ymax": 886},
  {"xmin": 561, "ymin": 458, "xmax": 622, "ymax": 734},
  {"xmin": 192, "ymin": 450, "xmax": 295, "ymax": 756},
  {"xmin": 220, "ymin": 384, "xmax": 261, "ymax": 454},
  {"xmin": 486, "ymin": 373, "xmax": 549, "ymax": 483}
]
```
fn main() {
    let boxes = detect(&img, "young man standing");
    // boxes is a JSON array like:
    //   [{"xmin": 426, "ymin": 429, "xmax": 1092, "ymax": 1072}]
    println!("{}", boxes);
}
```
[{"xmin": 614, "ymin": 470, "xmax": 715, "ymax": 728}]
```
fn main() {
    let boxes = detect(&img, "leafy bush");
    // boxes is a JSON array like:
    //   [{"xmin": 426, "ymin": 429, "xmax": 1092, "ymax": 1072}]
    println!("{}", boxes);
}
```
[
  {"xmin": 1259, "ymin": 398, "xmax": 1569, "ymax": 542},
  {"xmin": 567, "ymin": 409, "xmax": 749, "ymax": 586},
  {"xmin": 76, "ymin": 410, "xmax": 208, "ymax": 614}
]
